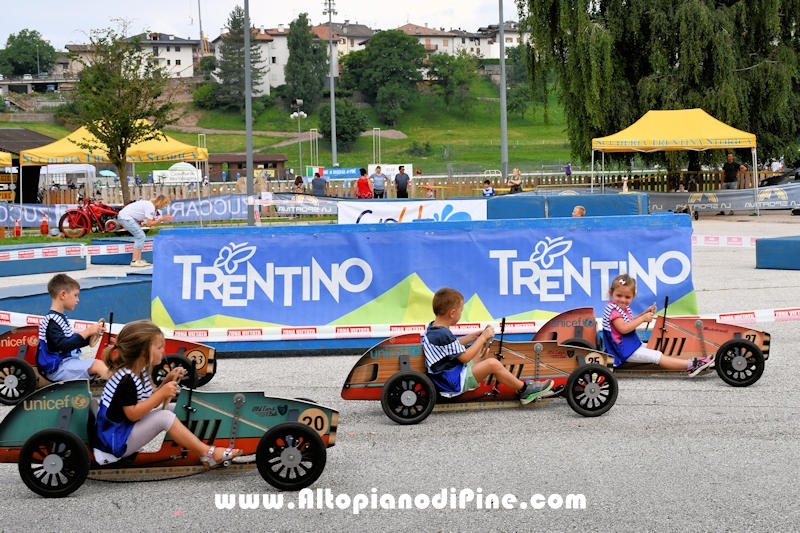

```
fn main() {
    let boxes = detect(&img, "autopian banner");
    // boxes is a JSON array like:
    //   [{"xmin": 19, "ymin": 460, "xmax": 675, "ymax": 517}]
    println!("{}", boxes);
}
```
[{"xmin": 151, "ymin": 218, "xmax": 697, "ymax": 330}]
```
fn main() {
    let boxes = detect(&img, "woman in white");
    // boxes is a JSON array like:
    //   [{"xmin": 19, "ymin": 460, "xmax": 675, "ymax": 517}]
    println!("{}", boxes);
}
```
[{"xmin": 117, "ymin": 195, "xmax": 174, "ymax": 267}]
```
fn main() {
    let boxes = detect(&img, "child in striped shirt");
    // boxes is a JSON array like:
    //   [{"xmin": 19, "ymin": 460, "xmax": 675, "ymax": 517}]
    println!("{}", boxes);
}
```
[{"xmin": 422, "ymin": 287, "xmax": 553, "ymax": 404}]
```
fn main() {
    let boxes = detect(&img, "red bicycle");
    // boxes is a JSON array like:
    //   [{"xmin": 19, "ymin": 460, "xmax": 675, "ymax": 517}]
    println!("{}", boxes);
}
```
[{"xmin": 58, "ymin": 197, "xmax": 126, "ymax": 238}]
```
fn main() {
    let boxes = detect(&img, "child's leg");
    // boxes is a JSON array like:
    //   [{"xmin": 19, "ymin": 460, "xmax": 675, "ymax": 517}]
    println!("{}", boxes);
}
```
[
  {"xmin": 122, "ymin": 410, "xmax": 177, "ymax": 457},
  {"xmin": 88, "ymin": 359, "xmax": 109, "ymax": 380},
  {"xmin": 471, "ymin": 358, "xmax": 524, "ymax": 391},
  {"xmin": 627, "ymin": 346, "xmax": 687, "ymax": 370},
  {"xmin": 166, "ymin": 417, "xmax": 242, "ymax": 462}
]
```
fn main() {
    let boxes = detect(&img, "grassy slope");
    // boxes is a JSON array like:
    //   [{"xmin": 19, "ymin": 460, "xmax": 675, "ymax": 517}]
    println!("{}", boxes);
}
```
[{"xmin": 3, "ymin": 78, "xmax": 571, "ymax": 174}]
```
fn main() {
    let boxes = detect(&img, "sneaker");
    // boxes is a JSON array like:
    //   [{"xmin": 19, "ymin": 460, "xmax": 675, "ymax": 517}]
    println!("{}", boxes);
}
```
[
  {"xmin": 687, "ymin": 355, "xmax": 715, "ymax": 377},
  {"xmin": 728, "ymin": 211, "xmax": 735, "ymax": 216},
  {"xmin": 130, "ymin": 259, "xmax": 151, "ymax": 268},
  {"xmin": 716, "ymin": 211, "xmax": 726, "ymax": 216},
  {"xmin": 518, "ymin": 379, "xmax": 555, "ymax": 405}
]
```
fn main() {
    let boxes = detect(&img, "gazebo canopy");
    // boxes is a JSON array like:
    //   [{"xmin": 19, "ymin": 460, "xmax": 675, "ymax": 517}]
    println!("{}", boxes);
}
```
[
  {"xmin": 0, "ymin": 151, "xmax": 11, "ymax": 166},
  {"xmin": 19, "ymin": 124, "xmax": 208, "ymax": 166},
  {"xmin": 592, "ymin": 109, "xmax": 757, "ymax": 153}
]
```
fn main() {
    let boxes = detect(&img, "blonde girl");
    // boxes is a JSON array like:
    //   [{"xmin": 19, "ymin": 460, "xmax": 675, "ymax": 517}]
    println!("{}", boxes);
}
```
[
  {"xmin": 602, "ymin": 274, "xmax": 713, "ymax": 376},
  {"xmin": 93, "ymin": 320, "xmax": 241, "ymax": 466},
  {"xmin": 117, "ymin": 194, "xmax": 175, "ymax": 267}
]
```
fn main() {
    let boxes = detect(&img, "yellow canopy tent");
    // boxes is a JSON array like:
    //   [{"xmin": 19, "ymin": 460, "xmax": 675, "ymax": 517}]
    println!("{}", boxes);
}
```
[
  {"xmin": 590, "ymin": 108, "xmax": 759, "ymax": 211},
  {"xmin": 0, "ymin": 151, "xmax": 12, "ymax": 166},
  {"xmin": 19, "ymin": 124, "xmax": 208, "ymax": 166}
]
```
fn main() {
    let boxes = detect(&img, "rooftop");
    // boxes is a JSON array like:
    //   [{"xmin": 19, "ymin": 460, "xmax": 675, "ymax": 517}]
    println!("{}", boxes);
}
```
[{"xmin": 0, "ymin": 128, "xmax": 57, "ymax": 156}]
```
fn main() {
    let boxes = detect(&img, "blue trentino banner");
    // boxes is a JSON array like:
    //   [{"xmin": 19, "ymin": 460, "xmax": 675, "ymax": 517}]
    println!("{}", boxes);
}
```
[{"xmin": 153, "ymin": 216, "xmax": 696, "ymax": 329}]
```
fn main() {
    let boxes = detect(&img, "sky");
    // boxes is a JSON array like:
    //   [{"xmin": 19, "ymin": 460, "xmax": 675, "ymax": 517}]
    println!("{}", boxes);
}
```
[{"xmin": 1, "ymin": 0, "xmax": 521, "ymax": 51}]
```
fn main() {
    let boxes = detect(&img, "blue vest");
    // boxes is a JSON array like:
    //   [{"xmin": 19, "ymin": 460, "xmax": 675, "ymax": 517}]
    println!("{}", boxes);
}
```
[
  {"xmin": 95, "ymin": 369, "xmax": 153, "ymax": 461},
  {"xmin": 36, "ymin": 312, "xmax": 81, "ymax": 375},
  {"xmin": 602, "ymin": 303, "xmax": 643, "ymax": 366}
]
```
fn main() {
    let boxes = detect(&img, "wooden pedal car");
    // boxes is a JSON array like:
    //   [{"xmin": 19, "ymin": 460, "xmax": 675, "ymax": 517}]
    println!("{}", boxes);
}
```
[
  {"xmin": 0, "ymin": 324, "xmax": 217, "ymax": 406},
  {"xmin": 532, "ymin": 307, "xmax": 770, "ymax": 387},
  {"xmin": 0, "ymin": 379, "xmax": 338, "ymax": 497},
  {"xmin": 341, "ymin": 323, "xmax": 619, "ymax": 424}
]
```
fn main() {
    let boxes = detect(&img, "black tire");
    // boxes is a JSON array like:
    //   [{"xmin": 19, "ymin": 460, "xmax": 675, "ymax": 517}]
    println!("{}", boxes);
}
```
[
  {"xmin": 565, "ymin": 364, "xmax": 618, "ymax": 417},
  {"xmin": 0, "ymin": 358, "xmax": 37, "ymax": 406},
  {"xmin": 58, "ymin": 211, "xmax": 90, "ymax": 239},
  {"xmin": 256, "ymin": 422, "xmax": 327, "ymax": 491},
  {"xmin": 195, "ymin": 372, "xmax": 214, "ymax": 387},
  {"xmin": 19, "ymin": 428, "xmax": 89, "ymax": 498},
  {"xmin": 693, "ymin": 209, "xmax": 699, "ymax": 221},
  {"xmin": 380, "ymin": 370, "xmax": 436, "ymax": 425},
  {"xmin": 561, "ymin": 337, "xmax": 595, "ymax": 349},
  {"xmin": 715, "ymin": 340, "xmax": 765, "ymax": 387},
  {"xmin": 151, "ymin": 354, "xmax": 198, "ymax": 389}
]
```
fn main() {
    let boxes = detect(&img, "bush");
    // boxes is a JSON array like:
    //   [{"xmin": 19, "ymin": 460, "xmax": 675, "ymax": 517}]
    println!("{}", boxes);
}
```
[
  {"xmin": 406, "ymin": 141, "xmax": 434, "ymax": 157},
  {"xmin": 193, "ymin": 82, "xmax": 220, "ymax": 110},
  {"xmin": 323, "ymin": 87, "xmax": 354, "ymax": 99},
  {"xmin": 318, "ymin": 98, "xmax": 368, "ymax": 152},
  {"xmin": 53, "ymin": 101, "xmax": 80, "ymax": 127}
]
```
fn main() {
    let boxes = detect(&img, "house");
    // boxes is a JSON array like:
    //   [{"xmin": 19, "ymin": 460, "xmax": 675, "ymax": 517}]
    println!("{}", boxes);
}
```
[
  {"xmin": 395, "ymin": 23, "xmax": 456, "ymax": 60},
  {"xmin": 476, "ymin": 21, "xmax": 524, "ymax": 59},
  {"xmin": 448, "ymin": 29, "xmax": 484, "ymax": 56},
  {"xmin": 65, "ymin": 33, "xmax": 202, "ymax": 79},
  {"xmin": 212, "ymin": 28, "xmax": 273, "ymax": 96},
  {"xmin": 327, "ymin": 21, "xmax": 375, "ymax": 58}
]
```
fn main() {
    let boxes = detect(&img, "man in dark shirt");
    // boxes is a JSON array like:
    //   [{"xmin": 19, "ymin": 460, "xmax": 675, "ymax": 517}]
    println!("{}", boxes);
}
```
[
  {"xmin": 719, "ymin": 153, "xmax": 745, "ymax": 215},
  {"xmin": 311, "ymin": 172, "xmax": 327, "ymax": 196},
  {"xmin": 395, "ymin": 166, "xmax": 410, "ymax": 198}
]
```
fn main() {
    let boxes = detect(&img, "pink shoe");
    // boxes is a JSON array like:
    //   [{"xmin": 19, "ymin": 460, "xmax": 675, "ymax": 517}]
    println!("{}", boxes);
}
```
[{"xmin": 688, "ymin": 355, "xmax": 714, "ymax": 377}]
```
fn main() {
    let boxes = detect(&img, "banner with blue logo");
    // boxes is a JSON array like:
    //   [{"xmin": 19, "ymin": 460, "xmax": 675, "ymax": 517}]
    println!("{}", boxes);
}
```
[{"xmin": 152, "ymin": 216, "xmax": 696, "ymax": 330}]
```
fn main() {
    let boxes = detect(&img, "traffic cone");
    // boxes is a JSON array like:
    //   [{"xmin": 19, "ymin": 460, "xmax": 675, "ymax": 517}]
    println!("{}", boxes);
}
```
[
  {"xmin": 14, "ymin": 219, "xmax": 21, "ymax": 237},
  {"xmin": 40, "ymin": 213, "xmax": 49, "ymax": 235}
]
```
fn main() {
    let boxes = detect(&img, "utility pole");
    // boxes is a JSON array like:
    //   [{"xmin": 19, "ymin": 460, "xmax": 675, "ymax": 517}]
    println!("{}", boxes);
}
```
[
  {"xmin": 324, "ymin": 0, "xmax": 339, "ymax": 167},
  {"xmin": 498, "ymin": 3, "xmax": 509, "ymax": 180},
  {"xmin": 244, "ymin": 0, "xmax": 254, "ymax": 225}
]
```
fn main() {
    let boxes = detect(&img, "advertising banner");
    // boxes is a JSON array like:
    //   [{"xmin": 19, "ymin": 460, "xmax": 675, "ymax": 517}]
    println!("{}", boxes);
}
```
[
  {"xmin": 263, "ymin": 193, "xmax": 341, "ymax": 215},
  {"xmin": 648, "ymin": 183, "xmax": 800, "ymax": 212},
  {"xmin": 0, "ymin": 201, "xmax": 73, "ymax": 227},
  {"xmin": 367, "ymin": 164, "xmax": 414, "ymax": 180},
  {"xmin": 305, "ymin": 167, "xmax": 361, "ymax": 179},
  {"xmin": 153, "ymin": 169, "xmax": 201, "ymax": 184},
  {"xmin": 337, "ymin": 199, "xmax": 487, "ymax": 224},
  {"xmin": 152, "ymin": 217, "xmax": 697, "ymax": 332},
  {"xmin": 165, "ymin": 195, "xmax": 249, "ymax": 223}
]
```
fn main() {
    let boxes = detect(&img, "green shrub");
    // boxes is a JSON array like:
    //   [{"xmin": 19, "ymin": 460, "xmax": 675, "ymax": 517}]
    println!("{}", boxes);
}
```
[
  {"xmin": 406, "ymin": 141, "xmax": 434, "ymax": 157},
  {"xmin": 193, "ymin": 82, "xmax": 220, "ymax": 110}
]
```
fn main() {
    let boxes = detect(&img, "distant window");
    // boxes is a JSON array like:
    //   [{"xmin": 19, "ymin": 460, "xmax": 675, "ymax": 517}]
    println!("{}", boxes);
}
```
[
  {"xmin": 175, "ymin": 46, "xmax": 181, "ymax": 52},
  {"xmin": 350, "ymin": 39, "xmax": 354, "ymax": 46},
  {"xmin": 166, "ymin": 46, "xmax": 171, "ymax": 52},
  {"xmin": 175, "ymin": 59, "xmax": 181, "ymax": 65},
  {"xmin": 153, "ymin": 46, "xmax": 159, "ymax": 55},
  {"xmin": 271, "ymin": 57, "xmax": 277, "ymax": 64},
  {"xmin": 443, "ymin": 40, "xmax": 449, "ymax": 46},
  {"xmin": 516, "ymin": 38, "xmax": 520, "ymax": 43},
  {"xmin": 505, "ymin": 37, "xmax": 512, "ymax": 43},
  {"xmin": 470, "ymin": 47, "xmax": 474, "ymax": 52},
  {"xmin": 462, "ymin": 38, "xmax": 466, "ymax": 44},
  {"xmin": 476, "ymin": 48, "xmax": 480, "ymax": 54},
  {"xmin": 166, "ymin": 59, "xmax": 171, "ymax": 65}
]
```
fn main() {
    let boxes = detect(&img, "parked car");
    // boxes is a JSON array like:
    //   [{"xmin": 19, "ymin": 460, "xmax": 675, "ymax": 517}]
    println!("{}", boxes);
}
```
[
  {"xmin": 22, "ymin": 74, "xmax": 33, "ymax": 81},
  {"xmin": 759, "ymin": 167, "xmax": 799, "ymax": 187}
]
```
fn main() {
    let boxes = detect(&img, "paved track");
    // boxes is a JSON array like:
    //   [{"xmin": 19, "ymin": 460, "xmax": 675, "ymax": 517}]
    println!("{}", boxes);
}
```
[{"xmin": 1, "ymin": 213, "xmax": 799, "ymax": 531}]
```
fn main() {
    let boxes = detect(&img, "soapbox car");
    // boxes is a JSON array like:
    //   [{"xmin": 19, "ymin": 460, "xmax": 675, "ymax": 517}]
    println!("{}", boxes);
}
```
[
  {"xmin": 532, "ymin": 306, "xmax": 770, "ymax": 387},
  {"xmin": 0, "ymin": 378, "xmax": 338, "ymax": 497},
  {"xmin": 342, "ymin": 322, "xmax": 619, "ymax": 424},
  {"xmin": 0, "ymin": 322, "xmax": 217, "ymax": 406}
]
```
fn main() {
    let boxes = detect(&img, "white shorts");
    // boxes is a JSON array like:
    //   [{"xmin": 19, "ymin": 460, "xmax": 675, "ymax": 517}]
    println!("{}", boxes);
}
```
[
  {"xmin": 44, "ymin": 356, "xmax": 94, "ymax": 382},
  {"xmin": 625, "ymin": 346, "xmax": 662, "ymax": 365}
]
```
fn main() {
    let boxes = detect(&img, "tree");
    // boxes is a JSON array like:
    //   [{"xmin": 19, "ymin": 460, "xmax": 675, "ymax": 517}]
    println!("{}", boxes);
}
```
[
  {"xmin": 198, "ymin": 55, "xmax": 216, "ymax": 75},
  {"xmin": 318, "ymin": 98, "xmax": 368, "ymax": 151},
  {"xmin": 340, "ymin": 29, "xmax": 425, "ymax": 122},
  {"xmin": 519, "ymin": 0, "xmax": 800, "ymax": 163},
  {"xmin": 284, "ymin": 13, "xmax": 328, "ymax": 111},
  {"xmin": 70, "ymin": 25, "xmax": 181, "ymax": 204},
  {"xmin": 216, "ymin": 6, "xmax": 266, "ymax": 112},
  {"xmin": 428, "ymin": 51, "xmax": 479, "ymax": 114},
  {"xmin": 507, "ymin": 85, "xmax": 529, "ymax": 120},
  {"xmin": 0, "ymin": 29, "xmax": 57, "ymax": 76}
]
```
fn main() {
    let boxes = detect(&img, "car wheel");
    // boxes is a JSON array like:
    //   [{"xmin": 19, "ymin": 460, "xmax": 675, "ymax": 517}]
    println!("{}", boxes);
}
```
[
  {"xmin": 715, "ymin": 339, "xmax": 764, "ymax": 387},
  {"xmin": 151, "ymin": 354, "xmax": 198, "ymax": 389},
  {"xmin": 19, "ymin": 428, "xmax": 89, "ymax": 498},
  {"xmin": 256, "ymin": 422, "xmax": 326, "ymax": 491},
  {"xmin": 561, "ymin": 337, "xmax": 595, "ymax": 349},
  {"xmin": 565, "ymin": 364, "xmax": 618, "ymax": 417},
  {"xmin": 0, "ymin": 358, "xmax": 37, "ymax": 405},
  {"xmin": 380, "ymin": 370, "xmax": 436, "ymax": 425}
]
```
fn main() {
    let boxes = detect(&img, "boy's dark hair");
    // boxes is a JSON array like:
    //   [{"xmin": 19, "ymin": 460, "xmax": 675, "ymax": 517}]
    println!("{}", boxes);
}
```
[
  {"xmin": 484, "ymin": 180, "xmax": 491, "ymax": 185},
  {"xmin": 48, "ymin": 273, "xmax": 80, "ymax": 298},
  {"xmin": 432, "ymin": 287, "xmax": 464, "ymax": 317}
]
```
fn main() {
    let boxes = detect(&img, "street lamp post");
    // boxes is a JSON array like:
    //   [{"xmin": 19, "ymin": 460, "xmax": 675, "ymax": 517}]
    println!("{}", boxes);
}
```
[
  {"xmin": 323, "ymin": 0, "xmax": 338, "ymax": 167},
  {"xmin": 498, "ymin": 2, "xmax": 509, "ymax": 180},
  {"xmin": 291, "ymin": 99, "xmax": 307, "ymax": 176},
  {"xmin": 36, "ymin": 44, "xmax": 40, "ymax": 76}
]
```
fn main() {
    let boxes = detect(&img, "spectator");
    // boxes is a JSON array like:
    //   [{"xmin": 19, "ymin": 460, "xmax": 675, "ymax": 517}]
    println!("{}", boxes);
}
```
[
  {"xmin": 356, "ymin": 168, "xmax": 374, "ymax": 199},
  {"xmin": 482, "ymin": 180, "xmax": 496, "ymax": 197},
  {"xmin": 395, "ymin": 166, "xmax": 410, "ymax": 198},
  {"xmin": 572, "ymin": 205, "xmax": 585, "ymax": 217},
  {"xmin": 565, "ymin": 162, "xmax": 572, "ymax": 176},
  {"xmin": 770, "ymin": 159, "xmax": 782, "ymax": 173},
  {"xmin": 311, "ymin": 172, "xmax": 327, "ymax": 197},
  {"xmin": 719, "ymin": 153, "xmax": 745, "ymax": 215},
  {"xmin": 371, "ymin": 166, "xmax": 387, "ymax": 198},
  {"xmin": 67, "ymin": 178, "xmax": 76, "ymax": 190},
  {"xmin": 507, "ymin": 168, "xmax": 523, "ymax": 194},
  {"xmin": 425, "ymin": 185, "xmax": 435, "ymax": 199},
  {"xmin": 293, "ymin": 176, "xmax": 305, "ymax": 194}
]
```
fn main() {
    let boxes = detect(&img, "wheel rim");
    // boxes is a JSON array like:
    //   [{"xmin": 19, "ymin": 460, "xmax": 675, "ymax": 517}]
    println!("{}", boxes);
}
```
[
  {"xmin": 0, "ymin": 360, "xmax": 35, "ymax": 404},
  {"xmin": 262, "ymin": 431, "xmax": 322, "ymax": 485},
  {"xmin": 386, "ymin": 377, "xmax": 431, "ymax": 420},
  {"xmin": 718, "ymin": 343, "xmax": 759, "ymax": 382},
  {"xmin": 23, "ymin": 435, "xmax": 85, "ymax": 494},
  {"xmin": 571, "ymin": 370, "xmax": 612, "ymax": 411},
  {"xmin": 61, "ymin": 212, "xmax": 89, "ymax": 238},
  {"xmin": 152, "ymin": 355, "xmax": 196, "ymax": 388}
]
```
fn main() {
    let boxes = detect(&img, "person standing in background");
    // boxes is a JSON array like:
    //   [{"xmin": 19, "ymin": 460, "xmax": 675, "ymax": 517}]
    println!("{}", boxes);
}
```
[
  {"xmin": 719, "ymin": 152, "xmax": 745, "ymax": 215},
  {"xmin": 311, "ymin": 172, "xmax": 327, "ymax": 197},
  {"xmin": 395, "ymin": 166, "xmax": 410, "ymax": 198},
  {"xmin": 371, "ymin": 166, "xmax": 387, "ymax": 198},
  {"xmin": 565, "ymin": 162, "xmax": 572, "ymax": 176}
]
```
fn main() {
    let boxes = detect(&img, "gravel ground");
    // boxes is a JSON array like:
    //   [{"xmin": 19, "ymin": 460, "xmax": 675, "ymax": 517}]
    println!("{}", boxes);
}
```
[{"xmin": 0, "ymin": 212, "xmax": 798, "ymax": 532}]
